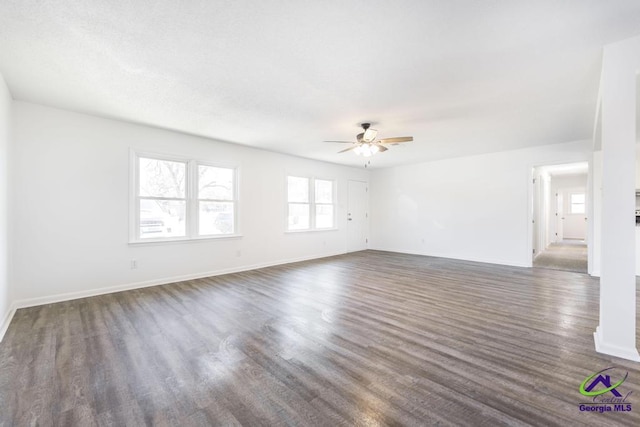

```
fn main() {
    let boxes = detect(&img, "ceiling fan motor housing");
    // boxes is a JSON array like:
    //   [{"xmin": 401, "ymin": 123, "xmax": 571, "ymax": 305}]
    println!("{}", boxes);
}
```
[{"xmin": 361, "ymin": 123, "xmax": 378, "ymax": 143}]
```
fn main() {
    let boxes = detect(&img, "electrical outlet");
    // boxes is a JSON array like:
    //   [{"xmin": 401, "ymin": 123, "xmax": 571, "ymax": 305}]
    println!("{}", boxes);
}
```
[
  {"xmin": 236, "ymin": 250, "xmax": 241, "ymax": 257},
  {"xmin": 131, "ymin": 259, "xmax": 137, "ymax": 269}
]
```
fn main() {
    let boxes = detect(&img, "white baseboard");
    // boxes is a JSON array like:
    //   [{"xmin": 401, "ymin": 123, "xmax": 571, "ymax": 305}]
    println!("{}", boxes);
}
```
[
  {"xmin": 0, "ymin": 302, "xmax": 18, "ymax": 343},
  {"xmin": 593, "ymin": 326, "xmax": 640, "ymax": 362},
  {"xmin": 0, "ymin": 250, "xmax": 345, "ymax": 341},
  {"xmin": 369, "ymin": 246, "xmax": 530, "ymax": 268}
]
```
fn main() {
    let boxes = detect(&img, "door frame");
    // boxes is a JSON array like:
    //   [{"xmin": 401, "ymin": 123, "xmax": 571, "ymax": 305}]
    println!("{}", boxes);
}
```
[{"xmin": 526, "ymin": 160, "xmax": 592, "ymax": 268}]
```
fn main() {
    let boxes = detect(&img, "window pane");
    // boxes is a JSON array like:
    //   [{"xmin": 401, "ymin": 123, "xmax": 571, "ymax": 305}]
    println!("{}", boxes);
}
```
[
  {"xmin": 570, "ymin": 193, "xmax": 585, "ymax": 214},
  {"xmin": 315, "ymin": 179, "xmax": 333, "ymax": 203},
  {"xmin": 571, "ymin": 202, "xmax": 585, "ymax": 214},
  {"xmin": 139, "ymin": 199, "xmax": 186, "ymax": 238},
  {"xmin": 288, "ymin": 176, "xmax": 309, "ymax": 202},
  {"xmin": 288, "ymin": 203, "xmax": 309, "ymax": 230},
  {"xmin": 199, "ymin": 165, "xmax": 234, "ymax": 200},
  {"xmin": 199, "ymin": 202, "xmax": 235, "ymax": 235},
  {"xmin": 571, "ymin": 193, "xmax": 585, "ymax": 204},
  {"xmin": 316, "ymin": 204, "xmax": 334, "ymax": 228},
  {"xmin": 139, "ymin": 157, "xmax": 186, "ymax": 198}
]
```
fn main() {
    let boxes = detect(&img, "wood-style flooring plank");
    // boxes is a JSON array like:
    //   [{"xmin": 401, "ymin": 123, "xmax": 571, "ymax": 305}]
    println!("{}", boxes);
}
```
[{"xmin": 1, "ymin": 250, "xmax": 640, "ymax": 426}]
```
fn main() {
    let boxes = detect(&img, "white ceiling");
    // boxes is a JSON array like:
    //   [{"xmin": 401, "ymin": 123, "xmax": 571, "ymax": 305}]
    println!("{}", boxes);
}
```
[
  {"xmin": 540, "ymin": 162, "xmax": 588, "ymax": 177},
  {"xmin": 2, "ymin": 1, "xmax": 640, "ymax": 169}
]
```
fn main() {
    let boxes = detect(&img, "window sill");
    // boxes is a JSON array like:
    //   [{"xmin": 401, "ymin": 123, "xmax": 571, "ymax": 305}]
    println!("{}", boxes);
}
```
[
  {"xmin": 129, "ymin": 234, "xmax": 243, "ymax": 246},
  {"xmin": 285, "ymin": 228, "xmax": 339, "ymax": 234}
]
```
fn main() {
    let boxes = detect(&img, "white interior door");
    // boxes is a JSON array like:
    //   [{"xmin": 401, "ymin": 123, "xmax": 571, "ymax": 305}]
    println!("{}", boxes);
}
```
[
  {"xmin": 532, "ymin": 172, "xmax": 540, "ymax": 259},
  {"xmin": 556, "ymin": 192, "xmax": 564, "ymax": 242},
  {"xmin": 347, "ymin": 180, "xmax": 368, "ymax": 252},
  {"xmin": 563, "ymin": 188, "xmax": 587, "ymax": 240},
  {"xmin": 532, "ymin": 173, "xmax": 547, "ymax": 258}
]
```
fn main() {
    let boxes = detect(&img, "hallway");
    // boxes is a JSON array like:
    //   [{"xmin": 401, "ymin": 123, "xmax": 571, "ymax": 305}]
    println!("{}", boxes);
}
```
[{"xmin": 533, "ymin": 240, "xmax": 587, "ymax": 273}]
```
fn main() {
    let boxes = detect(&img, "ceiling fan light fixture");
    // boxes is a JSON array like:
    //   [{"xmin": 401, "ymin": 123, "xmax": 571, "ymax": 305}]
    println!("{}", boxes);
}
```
[{"xmin": 354, "ymin": 143, "xmax": 379, "ymax": 157}]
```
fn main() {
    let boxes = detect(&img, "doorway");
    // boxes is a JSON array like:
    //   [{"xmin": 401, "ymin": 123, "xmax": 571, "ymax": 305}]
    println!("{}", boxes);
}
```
[
  {"xmin": 531, "ymin": 162, "xmax": 589, "ymax": 273},
  {"xmin": 347, "ymin": 180, "xmax": 368, "ymax": 252}
]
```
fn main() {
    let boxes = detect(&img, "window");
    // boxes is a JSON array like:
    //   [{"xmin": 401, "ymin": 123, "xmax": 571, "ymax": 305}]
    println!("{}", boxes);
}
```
[
  {"xmin": 198, "ymin": 165, "xmax": 236, "ymax": 236},
  {"xmin": 132, "ymin": 153, "xmax": 238, "ymax": 242},
  {"xmin": 287, "ymin": 176, "xmax": 335, "ymax": 231},
  {"xmin": 287, "ymin": 176, "xmax": 310, "ymax": 230},
  {"xmin": 570, "ymin": 193, "xmax": 585, "ymax": 214},
  {"xmin": 315, "ymin": 179, "xmax": 334, "ymax": 228},
  {"xmin": 138, "ymin": 157, "xmax": 187, "ymax": 239}
]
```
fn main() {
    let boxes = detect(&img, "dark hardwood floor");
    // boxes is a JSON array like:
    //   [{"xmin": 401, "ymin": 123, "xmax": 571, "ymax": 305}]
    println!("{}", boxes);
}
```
[{"xmin": 1, "ymin": 250, "xmax": 640, "ymax": 426}]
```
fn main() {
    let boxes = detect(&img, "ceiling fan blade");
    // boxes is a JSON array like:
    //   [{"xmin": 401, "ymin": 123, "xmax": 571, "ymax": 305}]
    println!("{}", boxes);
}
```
[
  {"xmin": 375, "ymin": 144, "xmax": 388, "ymax": 152},
  {"xmin": 324, "ymin": 140, "xmax": 355, "ymax": 144},
  {"xmin": 379, "ymin": 136, "xmax": 413, "ymax": 144},
  {"xmin": 338, "ymin": 145, "xmax": 358, "ymax": 153}
]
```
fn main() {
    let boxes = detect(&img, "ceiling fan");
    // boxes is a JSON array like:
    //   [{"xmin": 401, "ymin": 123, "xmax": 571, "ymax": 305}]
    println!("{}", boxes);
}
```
[{"xmin": 324, "ymin": 123, "xmax": 413, "ymax": 157}]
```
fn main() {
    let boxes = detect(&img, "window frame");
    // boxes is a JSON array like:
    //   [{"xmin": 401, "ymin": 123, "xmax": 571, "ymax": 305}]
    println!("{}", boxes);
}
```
[
  {"xmin": 569, "ymin": 192, "xmax": 586, "ymax": 215},
  {"xmin": 195, "ymin": 161, "xmax": 239, "ymax": 238},
  {"xmin": 130, "ymin": 150, "xmax": 241, "ymax": 244},
  {"xmin": 314, "ymin": 178, "xmax": 336, "ymax": 230},
  {"xmin": 286, "ymin": 176, "xmax": 311, "ymax": 231},
  {"xmin": 285, "ymin": 175, "xmax": 337, "ymax": 232}
]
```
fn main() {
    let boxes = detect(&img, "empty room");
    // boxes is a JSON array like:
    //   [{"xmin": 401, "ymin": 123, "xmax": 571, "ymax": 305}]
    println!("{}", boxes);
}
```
[{"xmin": 2, "ymin": 1, "xmax": 640, "ymax": 426}]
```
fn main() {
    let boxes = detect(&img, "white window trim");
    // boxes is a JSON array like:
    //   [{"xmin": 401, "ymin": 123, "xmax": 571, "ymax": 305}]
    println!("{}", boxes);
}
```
[
  {"xmin": 285, "ymin": 175, "xmax": 338, "ymax": 233},
  {"xmin": 129, "ymin": 150, "xmax": 242, "ymax": 244},
  {"xmin": 194, "ymin": 160, "xmax": 241, "ymax": 238},
  {"xmin": 569, "ymin": 191, "xmax": 586, "ymax": 215}
]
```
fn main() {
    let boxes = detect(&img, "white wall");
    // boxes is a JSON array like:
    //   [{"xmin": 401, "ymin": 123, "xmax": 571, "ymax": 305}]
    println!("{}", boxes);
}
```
[
  {"xmin": 0, "ymin": 74, "xmax": 11, "ymax": 335},
  {"xmin": 636, "ymin": 144, "xmax": 640, "ymax": 188},
  {"xmin": 591, "ymin": 151, "xmax": 602, "ymax": 276},
  {"xmin": 594, "ymin": 34, "xmax": 640, "ymax": 361},
  {"xmin": 369, "ymin": 140, "xmax": 591, "ymax": 267},
  {"xmin": 11, "ymin": 102, "xmax": 368, "ymax": 304},
  {"xmin": 591, "ymin": 149, "xmax": 640, "ymax": 289}
]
